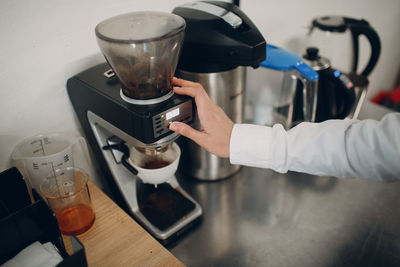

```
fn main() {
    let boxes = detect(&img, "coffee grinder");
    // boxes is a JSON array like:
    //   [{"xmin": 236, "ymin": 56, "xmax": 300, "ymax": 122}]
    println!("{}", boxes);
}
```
[{"xmin": 67, "ymin": 11, "xmax": 202, "ymax": 245}]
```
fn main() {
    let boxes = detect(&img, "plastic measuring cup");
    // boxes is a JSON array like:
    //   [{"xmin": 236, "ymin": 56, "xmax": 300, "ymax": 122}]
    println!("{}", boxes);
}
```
[
  {"xmin": 11, "ymin": 133, "xmax": 89, "ymax": 199},
  {"xmin": 40, "ymin": 166, "xmax": 95, "ymax": 236}
]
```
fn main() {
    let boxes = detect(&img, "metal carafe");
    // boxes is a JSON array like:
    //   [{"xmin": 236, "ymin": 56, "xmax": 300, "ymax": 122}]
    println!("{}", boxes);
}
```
[
  {"xmin": 247, "ymin": 44, "xmax": 318, "ymax": 129},
  {"xmin": 172, "ymin": 1, "xmax": 266, "ymax": 180},
  {"xmin": 302, "ymin": 47, "xmax": 357, "ymax": 122}
]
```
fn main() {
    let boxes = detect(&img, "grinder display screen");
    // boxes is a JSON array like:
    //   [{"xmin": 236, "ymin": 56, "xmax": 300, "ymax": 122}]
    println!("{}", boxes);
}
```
[
  {"xmin": 166, "ymin": 108, "xmax": 180, "ymax": 120},
  {"xmin": 152, "ymin": 99, "xmax": 193, "ymax": 138}
]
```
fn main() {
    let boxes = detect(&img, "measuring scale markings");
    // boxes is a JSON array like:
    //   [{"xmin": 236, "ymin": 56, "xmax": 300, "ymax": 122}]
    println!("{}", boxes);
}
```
[
  {"xmin": 30, "ymin": 139, "xmax": 46, "ymax": 156},
  {"xmin": 63, "ymin": 181, "xmax": 74, "ymax": 187},
  {"xmin": 13, "ymin": 134, "xmax": 81, "ymax": 197}
]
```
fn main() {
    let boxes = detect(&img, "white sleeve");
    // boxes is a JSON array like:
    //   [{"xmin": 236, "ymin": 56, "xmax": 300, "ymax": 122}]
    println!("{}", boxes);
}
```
[{"xmin": 229, "ymin": 112, "xmax": 400, "ymax": 182}]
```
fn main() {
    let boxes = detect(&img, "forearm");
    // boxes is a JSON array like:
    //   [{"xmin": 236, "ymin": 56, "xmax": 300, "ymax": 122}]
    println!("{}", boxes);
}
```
[
  {"xmin": 230, "ymin": 113, "xmax": 400, "ymax": 181},
  {"xmin": 229, "ymin": 121, "xmax": 356, "ymax": 177}
]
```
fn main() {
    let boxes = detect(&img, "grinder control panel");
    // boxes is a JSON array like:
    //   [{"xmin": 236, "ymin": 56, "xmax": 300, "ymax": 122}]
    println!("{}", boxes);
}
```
[{"xmin": 152, "ymin": 100, "xmax": 193, "ymax": 138}]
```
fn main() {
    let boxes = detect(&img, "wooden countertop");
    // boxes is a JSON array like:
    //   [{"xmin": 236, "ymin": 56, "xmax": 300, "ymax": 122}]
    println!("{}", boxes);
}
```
[{"xmin": 63, "ymin": 181, "xmax": 184, "ymax": 267}]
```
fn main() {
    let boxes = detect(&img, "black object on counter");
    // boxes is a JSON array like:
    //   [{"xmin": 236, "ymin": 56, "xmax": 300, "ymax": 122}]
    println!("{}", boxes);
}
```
[
  {"xmin": 137, "ymin": 181, "xmax": 196, "ymax": 231},
  {"xmin": 298, "ymin": 47, "xmax": 356, "ymax": 122},
  {"xmin": 0, "ymin": 167, "xmax": 88, "ymax": 267},
  {"xmin": 0, "ymin": 167, "xmax": 31, "ymax": 217}
]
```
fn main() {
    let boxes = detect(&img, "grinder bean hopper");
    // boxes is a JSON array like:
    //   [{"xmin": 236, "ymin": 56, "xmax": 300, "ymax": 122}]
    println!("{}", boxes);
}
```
[{"xmin": 67, "ymin": 11, "xmax": 202, "ymax": 245}]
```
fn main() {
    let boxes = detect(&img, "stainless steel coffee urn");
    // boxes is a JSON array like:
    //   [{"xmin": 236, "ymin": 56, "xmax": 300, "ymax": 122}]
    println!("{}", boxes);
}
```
[{"xmin": 172, "ymin": 1, "xmax": 266, "ymax": 180}]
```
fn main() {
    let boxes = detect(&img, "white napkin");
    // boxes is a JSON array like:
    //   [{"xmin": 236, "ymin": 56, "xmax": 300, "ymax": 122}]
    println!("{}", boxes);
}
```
[{"xmin": 2, "ymin": 241, "xmax": 63, "ymax": 267}]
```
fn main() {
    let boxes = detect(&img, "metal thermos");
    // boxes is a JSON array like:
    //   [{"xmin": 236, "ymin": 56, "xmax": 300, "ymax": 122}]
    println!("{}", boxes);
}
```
[
  {"xmin": 176, "ymin": 67, "xmax": 245, "ymax": 180},
  {"xmin": 173, "ymin": 1, "xmax": 266, "ymax": 180}
]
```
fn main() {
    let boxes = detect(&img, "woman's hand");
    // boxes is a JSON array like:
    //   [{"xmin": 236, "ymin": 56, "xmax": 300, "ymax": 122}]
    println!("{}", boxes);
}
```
[{"xmin": 169, "ymin": 77, "xmax": 234, "ymax": 158}]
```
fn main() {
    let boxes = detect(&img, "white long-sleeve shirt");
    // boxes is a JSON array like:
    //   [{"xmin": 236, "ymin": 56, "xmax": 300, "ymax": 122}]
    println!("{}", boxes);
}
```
[{"xmin": 230, "ymin": 113, "xmax": 400, "ymax": 182}]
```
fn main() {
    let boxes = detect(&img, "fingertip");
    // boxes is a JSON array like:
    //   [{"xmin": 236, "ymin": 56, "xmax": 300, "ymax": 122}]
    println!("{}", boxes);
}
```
[
  {"xmin": 172, "ymin": 77, "xmax": 184, "ymax": 86},
  {"xmin": 169, "ymin": 121, "xmax": 199, "ymax": 139},
  {"xmin": 169, "ymin": 122, "xmax": 177, "ymax": 131},
  {"xmin": 169, "ymin": 121, "xmax": 181, "ymax": 132},
  {"xmin": 173, "ymin": 86, "xmax": 183, "ymax": 94}
]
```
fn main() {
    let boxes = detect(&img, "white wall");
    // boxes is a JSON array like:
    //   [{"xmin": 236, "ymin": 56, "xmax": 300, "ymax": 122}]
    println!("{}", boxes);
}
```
[{"xmin": 1, "ymin": 0, "xmax": 399, "ymax": 187}]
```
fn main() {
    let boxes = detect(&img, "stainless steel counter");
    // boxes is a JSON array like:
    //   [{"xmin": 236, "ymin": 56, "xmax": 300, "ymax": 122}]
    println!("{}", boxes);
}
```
[{"xmin": 171, "ymin": 167, "xmax": 400, "ymax": 267}]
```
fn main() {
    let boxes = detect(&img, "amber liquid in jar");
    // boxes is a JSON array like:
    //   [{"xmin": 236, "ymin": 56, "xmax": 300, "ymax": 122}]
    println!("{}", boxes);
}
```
[{"xmin": 56, "ymin": 204, "xmax": 95, "ymax": 235}]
